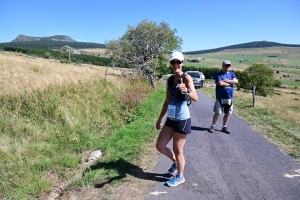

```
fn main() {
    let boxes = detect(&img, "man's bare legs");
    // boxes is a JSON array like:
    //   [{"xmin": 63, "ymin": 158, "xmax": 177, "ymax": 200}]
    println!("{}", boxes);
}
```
[
  {"xmin": 212, "ymin": 112, "xmax": 219, "ymax": 126},
  {"xmin": 211, "ymin": 112, "xmax": 230, "ymax": 132},
  {"xmin": 223, "ymin": 113, "xmax": 230, "ymax": 127}
]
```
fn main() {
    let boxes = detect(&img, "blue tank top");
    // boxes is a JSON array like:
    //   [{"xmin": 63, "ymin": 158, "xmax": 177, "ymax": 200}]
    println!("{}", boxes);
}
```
[{"xmin": 167, "ymin": 77, "xmax": 190, "ymax": 121}]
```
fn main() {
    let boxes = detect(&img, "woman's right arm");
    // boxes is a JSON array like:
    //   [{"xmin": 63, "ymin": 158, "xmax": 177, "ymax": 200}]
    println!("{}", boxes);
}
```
[{"xmin": 156, "ymin": 82, "xmax": 170, "ymax": 130}]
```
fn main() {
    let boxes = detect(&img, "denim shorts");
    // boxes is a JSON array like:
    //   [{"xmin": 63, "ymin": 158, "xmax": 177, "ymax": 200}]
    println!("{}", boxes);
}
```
[{"xmin": 165, "ymin": 117, "xmax": 191, "ymax": 134}]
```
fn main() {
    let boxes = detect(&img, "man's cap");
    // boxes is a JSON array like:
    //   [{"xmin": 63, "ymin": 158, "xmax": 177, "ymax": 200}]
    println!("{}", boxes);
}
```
[
  {"xmin": 169, "ymin": 52, "xmax": 184, "ymax": 61},
  {"xmin": 222, "ymin": 60, "xmax": 231, "ymax": 65}
]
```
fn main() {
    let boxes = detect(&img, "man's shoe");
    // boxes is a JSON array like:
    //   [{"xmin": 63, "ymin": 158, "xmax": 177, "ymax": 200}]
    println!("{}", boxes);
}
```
[
  {"xmin": 166, "ymin": 174, "xmax": 185, "ymax": 187},
  {"xmin": 221, "ymin": 127, "xmax": 230, "ymax": 134},
  {"xmin": 167, "ymin": 163, "xmax": 178, "ymax": 175},
  {"xmin": 209, "ymin": 125, "xmax": 215, "ymax": 133}
]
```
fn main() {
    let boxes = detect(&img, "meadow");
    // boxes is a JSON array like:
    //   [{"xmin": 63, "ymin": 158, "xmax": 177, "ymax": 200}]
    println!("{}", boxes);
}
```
[
  {"xmin": 184, "ymin": 47, "xmax": 300, "ymax": 89},
  {"xmin": 79, "ymin": 48, "xmax": 107, "ymax": 56}
]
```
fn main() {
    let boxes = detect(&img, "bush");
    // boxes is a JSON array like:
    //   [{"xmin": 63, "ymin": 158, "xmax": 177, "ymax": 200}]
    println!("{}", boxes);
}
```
[
  {"xmin": 60, "ymin": 59, "xmax": 71, "ymax": 64},
  {"xmin": 238, "ymin": 63, "xmax": 275, "ymax": 97},
  {"xmin": 274, "ymin": 80, "xmax": 282, "ymax": 87}
]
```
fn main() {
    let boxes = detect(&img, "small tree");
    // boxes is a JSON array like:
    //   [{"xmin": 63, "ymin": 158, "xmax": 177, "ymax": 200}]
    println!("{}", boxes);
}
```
[
  {"xmin": 274, "ymin": 80, "xmax": 282, "ymax": 87},
  {"xmin": 44, "ymin": 52, "xmax": 51, "ymax": 59},
  {"xmin": 238, "ymin": 63, "xmax": 275, "ymax": 97},
  {"xmin": 105, "ymin": 19, "xmax": 182, "ymax": 88}
]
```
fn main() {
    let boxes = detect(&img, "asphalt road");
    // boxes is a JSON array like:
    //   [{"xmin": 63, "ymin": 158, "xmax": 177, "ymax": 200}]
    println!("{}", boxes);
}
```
[{"xmin": 146, "ymin": 91, "xmax": 300, "ymax": 200}]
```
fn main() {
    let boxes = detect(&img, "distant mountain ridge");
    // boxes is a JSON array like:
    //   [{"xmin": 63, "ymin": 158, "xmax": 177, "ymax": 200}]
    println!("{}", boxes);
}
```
[
  {"xmin": 12, "ymin": 34, "xmax": 76, "ymax": 42},
  {"xmin": 183, "ymin": 40, "xmax": 300, "ymax": 55},
  {"xmin": 2, "ymin": 35, "xmax": 300, "ymax": 52},
  {"xmin": 1, "ymin": 34, "xmax": 105, "ymax": 49}
]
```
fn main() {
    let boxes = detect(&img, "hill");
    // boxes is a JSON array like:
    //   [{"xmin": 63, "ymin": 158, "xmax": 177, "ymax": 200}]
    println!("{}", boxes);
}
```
[
  {"xmin": 183, "ymin": 41, "xmax": 300, "ymax": 55},
  {"xmin": 0, "ymin": 34, "xmax": 105, "ymax": 49},
  {"xmin": 11, "ymin": 34, "xmax": 77, "ymax": 42}
]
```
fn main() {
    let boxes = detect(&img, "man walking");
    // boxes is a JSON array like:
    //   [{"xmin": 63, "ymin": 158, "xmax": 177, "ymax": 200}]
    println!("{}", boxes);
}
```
[{"xmin": 210, "ymin": 60, "xmax": 238, "ymax": 134}]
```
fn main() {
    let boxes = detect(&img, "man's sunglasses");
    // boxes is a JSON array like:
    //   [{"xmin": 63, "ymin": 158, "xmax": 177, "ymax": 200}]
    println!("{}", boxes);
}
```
[
  {"xmin": 225, "ymin": 64, "xmax": 231, "ymax": 67},
  {"xmin": 170, "ymin": 60, "xmax": 182, "ymax": 65}
]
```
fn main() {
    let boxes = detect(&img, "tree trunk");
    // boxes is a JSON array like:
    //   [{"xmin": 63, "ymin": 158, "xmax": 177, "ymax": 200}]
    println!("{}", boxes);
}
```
[
  {"xmin": 145, "ymin": 71, "xmax": 156, "ymax": 89},
  {"xmin": 150, "ymin": 73, "xmax": 156, "ymax": 89}
]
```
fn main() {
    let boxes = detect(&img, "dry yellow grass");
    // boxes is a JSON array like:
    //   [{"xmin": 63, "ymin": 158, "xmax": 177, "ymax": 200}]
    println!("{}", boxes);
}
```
[
  {"xmin": 213, "ymin": 46, "xmax": 300, "ymax": 55},
  {"xmin": 79, "ymin": 48, "xmax": 106, "ymax": 56},
  {"xmin": 235, "ymin": 90, "xmax": 300, "ymax": 126},
  {"xmin": 0, "ymin": 51, "xmax": 129, "ymax": 95}
]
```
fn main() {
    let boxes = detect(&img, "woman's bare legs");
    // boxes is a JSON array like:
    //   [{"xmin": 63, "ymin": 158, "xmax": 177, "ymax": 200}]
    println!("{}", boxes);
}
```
[
  {"xmin": 156, "ymin": 125, "xmax": 176, "ymax": 162},
  {"xmin": 172, "ymin": 132, "xmax": 187, "ymax": 174}
]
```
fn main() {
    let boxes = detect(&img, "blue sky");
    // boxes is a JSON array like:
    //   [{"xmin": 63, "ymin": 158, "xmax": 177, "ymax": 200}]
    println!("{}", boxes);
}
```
[{"xmin": 0, "ymin": 0, "xmax": 299, "ymax": 51}]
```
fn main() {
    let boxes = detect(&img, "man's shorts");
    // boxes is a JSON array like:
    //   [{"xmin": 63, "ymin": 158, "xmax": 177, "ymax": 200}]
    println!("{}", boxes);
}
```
[
  {"xmin": 165, "ymin": 117, "xmax": 191, "ymax": 134},
  {"xmin": 213, "ymin": 99, "xmax": 233, "ymax": 115}
]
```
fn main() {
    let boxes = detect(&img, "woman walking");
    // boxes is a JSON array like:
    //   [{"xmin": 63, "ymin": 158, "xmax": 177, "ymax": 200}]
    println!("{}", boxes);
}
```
[{"xmin": 156, "ymin": 51, "xmax": 198, "ymax": 187}]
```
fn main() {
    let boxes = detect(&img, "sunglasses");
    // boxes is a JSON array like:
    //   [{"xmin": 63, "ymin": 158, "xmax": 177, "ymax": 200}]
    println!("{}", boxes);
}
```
[
  {"xmin": 224, "ymin": 64, "xmax": 231, "ymax": 67},
  {"xmin": 170, "ymin": 60, "xmax": 182, "ymax": 65}
]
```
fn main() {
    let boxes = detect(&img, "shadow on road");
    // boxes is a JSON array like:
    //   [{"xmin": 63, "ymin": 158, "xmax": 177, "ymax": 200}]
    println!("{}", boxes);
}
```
[
  {"xmin": 84, "ymin": 158, "xmax": 171, "ymax": 188},
  {"xmin": 191, "ymin": 126, "xmax": 210, "ymax": 132},
  {"xmin": 192, "ymin": 126, "xmax": 231, "ymax": 134}
]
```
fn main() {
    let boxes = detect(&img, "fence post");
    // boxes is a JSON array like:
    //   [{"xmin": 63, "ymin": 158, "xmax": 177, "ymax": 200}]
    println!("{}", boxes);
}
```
[
  {"xmin": 252, "ymin": 86, "xmax": 256, "ymax": 107},
  {"xmin": 105, "ymin": 69, "xmax": 108, "ymax": 79}
]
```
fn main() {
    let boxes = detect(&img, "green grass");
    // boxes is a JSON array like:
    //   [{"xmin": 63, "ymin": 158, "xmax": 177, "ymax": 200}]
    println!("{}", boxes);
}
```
[
  {"xmin": 279, "ymin": 79, "xmax": 300, "ymax": 87},
  {"xmin": 75, "ymin": 86, "xmax": 165, "ymax": 187},
  {"xmin": 184, "ymin": 62, "xmax": 213, "ymax": 68},
  {"xmin": 0, "ymin": 77, "xmax": 155, "ymax": 199}
]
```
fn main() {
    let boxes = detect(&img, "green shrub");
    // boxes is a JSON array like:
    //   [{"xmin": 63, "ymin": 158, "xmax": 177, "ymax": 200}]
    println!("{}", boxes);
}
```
[{"xmin": 274, "ymin": 80, "xmax": 282, "ymax": 87}]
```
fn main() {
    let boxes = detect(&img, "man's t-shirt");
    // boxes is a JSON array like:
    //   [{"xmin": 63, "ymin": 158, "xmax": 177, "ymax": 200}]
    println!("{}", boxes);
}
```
[{"xmin": 215, "ymin": 71, "xmax": 237, "ymax": 99}]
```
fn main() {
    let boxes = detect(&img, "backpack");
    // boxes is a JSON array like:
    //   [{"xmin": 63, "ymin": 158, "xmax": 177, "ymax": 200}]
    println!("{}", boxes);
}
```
[{"xmin": 167, "ymin": 74, "xmax": 192, "ymax": 106}]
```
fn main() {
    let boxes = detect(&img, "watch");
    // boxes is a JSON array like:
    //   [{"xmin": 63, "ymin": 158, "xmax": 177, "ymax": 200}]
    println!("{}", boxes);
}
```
[
  {"xmin": 185, "ymin": 91, "xmax": 190, "ymax": 96},
  {"xmin": 182, "ymin": 88, "xmax": 191, "ymax": 96}
]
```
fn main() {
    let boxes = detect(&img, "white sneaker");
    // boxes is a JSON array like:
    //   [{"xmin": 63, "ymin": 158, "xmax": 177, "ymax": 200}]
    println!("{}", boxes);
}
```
[{"xmin": 210, "ymin": 125, "xmax": 215, "ymax": 133}]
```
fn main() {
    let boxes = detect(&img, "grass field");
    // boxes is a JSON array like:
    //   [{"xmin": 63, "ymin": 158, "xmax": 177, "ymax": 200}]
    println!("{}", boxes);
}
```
[
  {"xmin": 0, "ymin": 51, "xmax": 130, "ymax": 95},
  {"xmin": 184, "ymin": 47, "xmax": 300, "ymax": 87},
  {"xmin": 79, "ymin": 48, "xmax": 107, "ymax": 56}
]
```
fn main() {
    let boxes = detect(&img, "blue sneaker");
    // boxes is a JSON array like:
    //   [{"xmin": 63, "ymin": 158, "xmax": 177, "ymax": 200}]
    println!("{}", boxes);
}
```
[
  {"xmin": 166, "ymin": 174, "xmax": 185, "ymax": 187},
  {"xmin": 167, "ymin": 163, "xmax": 178, "ymax": 175}
]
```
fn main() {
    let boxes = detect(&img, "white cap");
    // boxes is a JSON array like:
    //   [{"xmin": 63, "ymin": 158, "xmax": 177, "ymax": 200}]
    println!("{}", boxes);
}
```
[
  {"xmin": 222, "ymin": 60, "xmax": 231, "ymax": 65},
  {"xmin": 169, "ymin": 52, "xmax": 184, "ymax": 61}
]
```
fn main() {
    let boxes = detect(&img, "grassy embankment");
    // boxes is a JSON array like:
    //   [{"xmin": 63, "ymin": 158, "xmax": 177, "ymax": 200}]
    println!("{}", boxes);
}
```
[{"xmin": 0, "ymin": 51, "xmax": 164, "ymax": 199}]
